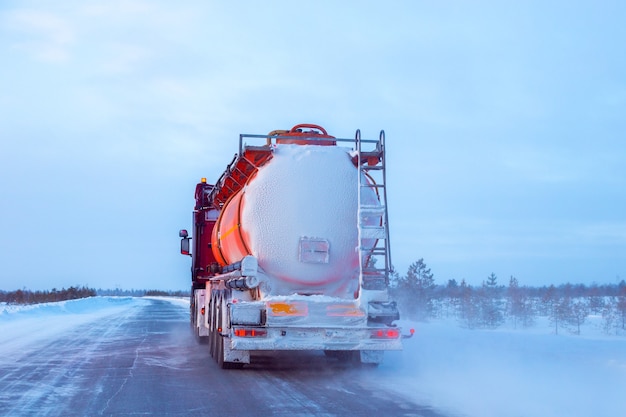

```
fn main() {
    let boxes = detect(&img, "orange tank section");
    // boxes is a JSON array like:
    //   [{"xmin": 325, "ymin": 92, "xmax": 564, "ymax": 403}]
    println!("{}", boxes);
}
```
[
  {"xmin": 211, "ymin": 190, "xmax": 251, "ymax": 266},
  {"xmin": 210, "ymin": 147, "xmax": 273, "ymax": 208}
]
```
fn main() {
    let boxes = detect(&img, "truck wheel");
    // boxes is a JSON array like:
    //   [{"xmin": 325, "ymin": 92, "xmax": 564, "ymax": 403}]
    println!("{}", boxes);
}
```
[
  {"xmin": 209, "ymin": 296, "xmax": 217, "ymax": 359},
  {"xmin": 216, "ymin": 332, "xmax": 225, "ymax": 367}
]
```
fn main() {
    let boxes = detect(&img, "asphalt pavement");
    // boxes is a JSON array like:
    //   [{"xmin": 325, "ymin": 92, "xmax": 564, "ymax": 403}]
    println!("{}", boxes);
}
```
[{"xmin": 0, "ymin": 298, "xmax": 448, "ymax": 417}]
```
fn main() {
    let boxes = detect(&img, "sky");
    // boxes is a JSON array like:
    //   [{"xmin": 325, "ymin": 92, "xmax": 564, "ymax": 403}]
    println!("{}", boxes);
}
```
[{"xmin": 1, "ymin": 0, "xmax": 625, "ymax": 291}]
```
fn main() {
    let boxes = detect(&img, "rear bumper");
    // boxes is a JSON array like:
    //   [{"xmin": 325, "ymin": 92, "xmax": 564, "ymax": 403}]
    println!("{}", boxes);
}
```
[{"xmin": 229, "ymin": 326, "xmax": 403, "ymax": 351}]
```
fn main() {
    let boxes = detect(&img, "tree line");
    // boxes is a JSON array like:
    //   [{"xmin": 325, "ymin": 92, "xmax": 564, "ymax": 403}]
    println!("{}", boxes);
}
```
[
  {"xmin": 390, "ymin": 259, "xmax": 626, "ymax": 335},
  {"xmin": 0, "ymin": 286, "xmax": 96, "ymax": 304},
  {"xmin": 1, "ymin": 287, "xmax": 191, "ymax": 305},
  {"xmin": 96, "ymin": 288, "xmax": 190, "ymax": 297}
]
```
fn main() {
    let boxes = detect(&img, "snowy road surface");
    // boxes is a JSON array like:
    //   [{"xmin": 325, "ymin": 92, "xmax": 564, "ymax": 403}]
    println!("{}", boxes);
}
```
[{"xmin": 0, "ymin": 297, "xmax": 444, "ymax": 417}]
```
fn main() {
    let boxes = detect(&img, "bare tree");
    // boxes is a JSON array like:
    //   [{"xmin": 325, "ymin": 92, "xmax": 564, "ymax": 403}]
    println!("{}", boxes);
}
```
[
  {"xmin": 508, "ymin": 276, "xmax": 534, "ymax": 328},
  {"xmin": 601, "ymin": 298, "xmax": 619, "ymax": 335},
  {"xmin": 617, "ymin": 281, "xmax": 626, "ymax": 331},
  {"xmin": 542, "ymin": 285, "xmax": 567, "ymax": 335},
  {"xmin": 566, "ymin": 298, "xmax": 589, "ymax": 335},
  {"xmin": 458, "ymin": 279, "xmax": 480, "ymax": 329}
]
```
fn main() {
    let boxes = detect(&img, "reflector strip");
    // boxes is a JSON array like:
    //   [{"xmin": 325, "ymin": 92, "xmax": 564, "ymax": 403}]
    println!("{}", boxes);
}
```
[{"xmin": 220, "ymin": 223, "xmax": 240, "ymax": 240}]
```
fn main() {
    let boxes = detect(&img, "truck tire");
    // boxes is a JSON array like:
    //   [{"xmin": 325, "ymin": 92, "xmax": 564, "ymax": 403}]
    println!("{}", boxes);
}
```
[
  {"xmin": 209, "ymin": 294, "xmax": 217, "ymax": 359},
  {"xmin": 216, "ymin": 330, "xmax": 225, "ymax": 368}
]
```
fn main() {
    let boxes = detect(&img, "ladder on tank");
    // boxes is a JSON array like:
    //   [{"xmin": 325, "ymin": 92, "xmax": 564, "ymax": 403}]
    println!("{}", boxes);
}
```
[{"xmin": 355, "ymin": 130, "xmax": 392, "ymax": 290}]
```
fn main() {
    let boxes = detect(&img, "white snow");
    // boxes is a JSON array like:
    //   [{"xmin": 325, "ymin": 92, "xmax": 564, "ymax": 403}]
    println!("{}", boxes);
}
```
[
  {"xmin": 378, "ymin": 317, "xmax": 626, "ymax": 417},
  {"xmin": 0, "ymin": 297, "xmax": 145, "ymax": 358},
  {"xmin": 2, "ymin": 297, "xmax": 625, "ymax": 417}
]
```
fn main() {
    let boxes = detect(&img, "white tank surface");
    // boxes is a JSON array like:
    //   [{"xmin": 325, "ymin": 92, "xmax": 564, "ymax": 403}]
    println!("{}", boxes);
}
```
[{"xmin": 216, "ymin": 144, "xmax": 380, "ymax": 298}]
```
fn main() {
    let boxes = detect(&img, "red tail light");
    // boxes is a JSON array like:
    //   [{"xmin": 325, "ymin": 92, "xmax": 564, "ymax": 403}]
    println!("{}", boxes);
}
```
[
  {"xmin": 234, "ymin": 328, "xmax": 267, "ymax": 338},
  {"xmin": 370, "ymin": 328, "xmax": 400, "ymax": 339}
]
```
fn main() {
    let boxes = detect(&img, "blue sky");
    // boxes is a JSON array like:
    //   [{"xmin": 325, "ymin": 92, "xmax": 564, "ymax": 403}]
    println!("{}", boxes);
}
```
[{"xmin": 1, "ymin": 1, "xmax": 625, "ymax": 291}]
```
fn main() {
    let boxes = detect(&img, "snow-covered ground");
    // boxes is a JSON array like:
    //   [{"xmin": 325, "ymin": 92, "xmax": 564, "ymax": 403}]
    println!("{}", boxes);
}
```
[
  {"xmin": 2, "ymin": 297, "xmax": 625, "ymax": 417},
  {"xmin": 0, "ymin": 297, "xmax": 147, "ymax": 358},
  {"xmin": 379, "ymin": 317, "xmax": 626, "ymax": 417}
]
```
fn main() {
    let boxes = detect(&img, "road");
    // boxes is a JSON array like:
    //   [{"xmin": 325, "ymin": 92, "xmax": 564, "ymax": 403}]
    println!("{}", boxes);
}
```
[{"xmin": 0, "ymin": 298, "xmax": 448, "ymax": 417}]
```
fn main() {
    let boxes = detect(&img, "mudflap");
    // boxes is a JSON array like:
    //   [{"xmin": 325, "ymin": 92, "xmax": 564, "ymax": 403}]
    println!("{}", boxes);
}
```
[
  {"xmin": 323, "ymin": 350, "xmax": 384, "ymax": 366},
  {"xmin": 195, "ymin": 328, "xmax": 209, "ymax": 345},
  {"xmin": 219, "ymin": 336, "xmax": 249, "ymax": 369},
  {"xmin": 216, "ymin": 304, "xmax": 249, "ymax": 369}
]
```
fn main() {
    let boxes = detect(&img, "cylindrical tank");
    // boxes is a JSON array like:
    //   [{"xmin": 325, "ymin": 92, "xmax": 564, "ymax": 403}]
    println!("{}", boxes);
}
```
[{"xmin": 211, "ymin": 144, "xmax": 380, "ymax": 297}]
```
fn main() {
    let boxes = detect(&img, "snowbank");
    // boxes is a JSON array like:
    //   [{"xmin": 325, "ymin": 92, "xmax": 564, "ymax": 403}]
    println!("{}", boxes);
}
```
[
  {"xmin": 0, "ymin": 296, "xmax": 136, "ymax": 317},
  {"xmin": 0, "ymin": 297, "xmax": 145, "ymax": 355},
  {"xmin": 142, "ymin": 295, "xmax": 189, "ymax": 308}
]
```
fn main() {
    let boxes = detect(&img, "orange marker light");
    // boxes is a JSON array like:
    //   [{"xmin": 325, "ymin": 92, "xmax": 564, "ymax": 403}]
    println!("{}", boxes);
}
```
[{"xmin": 266, "ymin": 301, "xmax": 308, "ymax": 317}]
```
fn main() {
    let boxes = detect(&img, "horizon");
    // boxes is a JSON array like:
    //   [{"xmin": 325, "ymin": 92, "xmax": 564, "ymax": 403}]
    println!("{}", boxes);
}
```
[{"xmin": 2, "ymin": 275, "xmax": 626, "ymax": 294}]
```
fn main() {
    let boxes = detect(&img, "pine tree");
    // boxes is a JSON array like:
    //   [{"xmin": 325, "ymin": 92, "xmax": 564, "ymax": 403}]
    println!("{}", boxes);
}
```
[
  {"xmin": 508, "ymin": 276, "xmax": 534, "ymax": 328},
  {"xmin": 486, "ymin": 272, "xmax": 498, "ymax": 289},
  {"xmin": 443, "ymin": 279, "xmax": 460, "ymax": 318},
  {"xmin": 478, "ymin": 273, "xmax": 504, "ymax": 328},
  {"xmin": 395, "ymin": 259, "xmax": 436, "ymax": 321}
]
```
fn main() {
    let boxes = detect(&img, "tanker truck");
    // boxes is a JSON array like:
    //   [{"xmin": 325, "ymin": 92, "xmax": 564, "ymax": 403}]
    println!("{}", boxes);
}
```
[{"xmin": 179, "ymin": 124, "xmax": 411, "ymax": 368}]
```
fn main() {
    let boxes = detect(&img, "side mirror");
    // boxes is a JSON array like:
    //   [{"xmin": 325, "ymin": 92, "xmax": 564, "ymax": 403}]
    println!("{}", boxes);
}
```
[
  {"xmin": 179, "ymin": 229, "xmax": 188, "ymax": 238},
  {"xmin": 180, "ymin": 237, "xmax": 191, "ymax": 256}
]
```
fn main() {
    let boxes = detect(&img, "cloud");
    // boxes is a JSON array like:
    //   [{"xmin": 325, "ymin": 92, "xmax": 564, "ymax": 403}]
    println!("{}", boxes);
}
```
[
  {"xmin": 499, "ymin": 142, "xmax": 626, "ymax": 187},
  {"xmin": 576, "ymin": 222, "xmax": 626, "ymax": 246},
  {"xmin": 98, "ymin": 42, "xmax": 153, "ymax": 75},
  {"xmin": 5, "ymin": 9, "xmax": 74, "ymax": 63}
]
